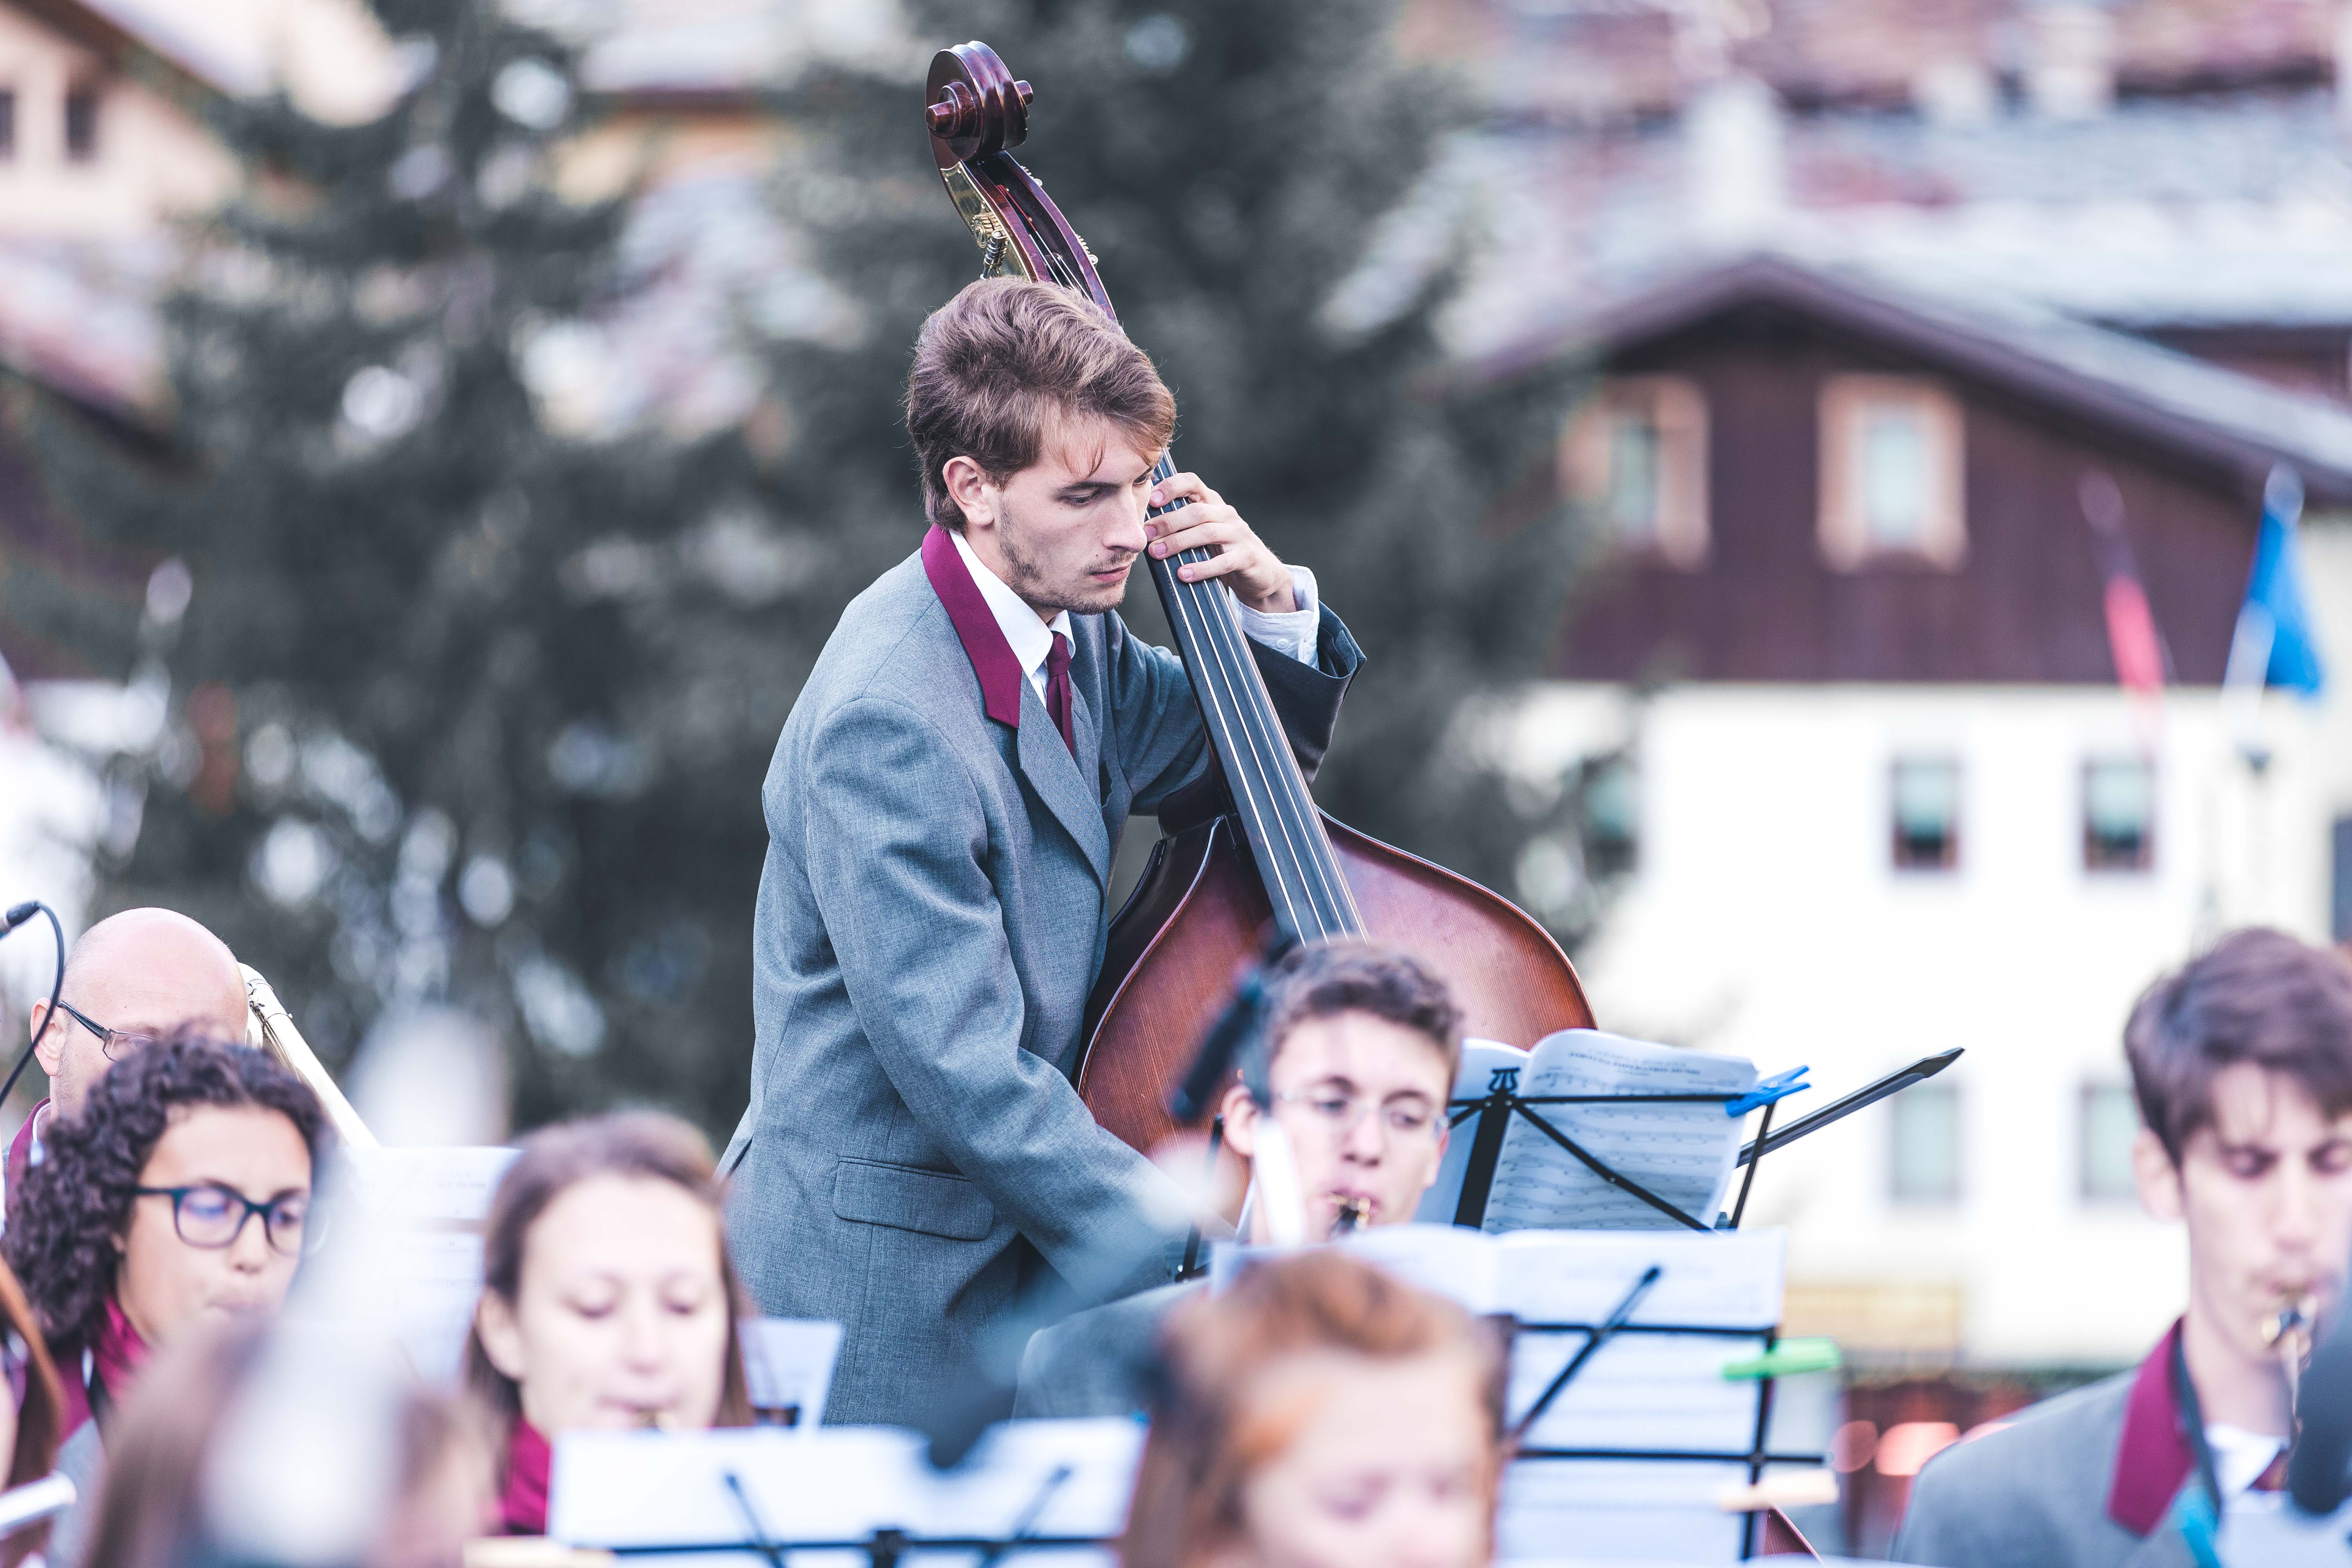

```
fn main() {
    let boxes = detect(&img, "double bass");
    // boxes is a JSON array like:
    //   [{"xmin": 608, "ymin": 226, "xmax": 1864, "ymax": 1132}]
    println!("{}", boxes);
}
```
[{"xmin": 922, "ymin": 42, "xmax": 1594, "ymax": 1161}]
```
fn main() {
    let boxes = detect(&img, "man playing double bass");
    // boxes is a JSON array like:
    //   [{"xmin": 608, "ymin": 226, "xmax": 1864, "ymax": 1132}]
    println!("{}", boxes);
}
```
[{"xmin": 721, "ymin": 276, "xmax": 1362, "ymax": 1427}]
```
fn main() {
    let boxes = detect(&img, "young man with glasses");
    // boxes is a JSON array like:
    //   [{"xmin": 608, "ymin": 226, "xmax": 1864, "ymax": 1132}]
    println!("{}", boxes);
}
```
[
  {"xmin": 1014, "ymin": 941, "xmax": 1462, "ymax": 1418},
  {"xmin": 12, "ymin": 909, "xmax": 250, "ymax": 1217}
]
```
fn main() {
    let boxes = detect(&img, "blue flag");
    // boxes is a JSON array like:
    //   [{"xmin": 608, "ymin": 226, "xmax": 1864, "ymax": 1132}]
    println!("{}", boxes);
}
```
[{"xmin": 2228, "ymin": 467, "xmax": 2326, "ymax": 699}]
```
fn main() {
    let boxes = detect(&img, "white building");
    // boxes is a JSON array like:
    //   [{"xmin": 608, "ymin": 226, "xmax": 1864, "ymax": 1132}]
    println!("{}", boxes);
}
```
[{"xmin": 1499, "ymin": 255, "xmax": 2352, "ymax": 1370}]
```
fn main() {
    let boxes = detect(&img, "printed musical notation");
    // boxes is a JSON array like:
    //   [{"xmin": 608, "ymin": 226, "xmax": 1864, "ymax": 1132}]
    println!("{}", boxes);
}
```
[{"xmin": 1478, "ymin": 1030, "xmax": 1757, "ymax": 1233}]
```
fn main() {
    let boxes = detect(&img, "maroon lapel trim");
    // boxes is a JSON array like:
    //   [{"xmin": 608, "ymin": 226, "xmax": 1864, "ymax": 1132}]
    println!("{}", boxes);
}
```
[
  {"xmin": 2106, "ymin": 1320, "xmax": 2191, "ymax": 1537},
  {"xmin": 922, "ymin": 523, "xmax": 1026, "ymax": 731}
]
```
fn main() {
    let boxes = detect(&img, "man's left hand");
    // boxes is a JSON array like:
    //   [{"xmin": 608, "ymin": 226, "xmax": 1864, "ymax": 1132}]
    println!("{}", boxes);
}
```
[{"xmin": 1143, "ymin": 471, "xmax": 1297, "ymax": 614}]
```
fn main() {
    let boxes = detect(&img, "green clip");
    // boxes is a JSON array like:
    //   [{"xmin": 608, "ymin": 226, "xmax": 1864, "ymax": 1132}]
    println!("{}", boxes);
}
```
[{"xmin": 1721, "ymin": 1338, "xmax": 1842, "ymax": 1381}]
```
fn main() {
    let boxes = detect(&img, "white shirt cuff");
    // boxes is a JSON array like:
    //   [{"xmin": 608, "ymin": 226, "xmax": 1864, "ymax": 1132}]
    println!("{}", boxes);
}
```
[{"xmin": 1235, "ymin": 566, "xmax": 1321, "ymax": 666}]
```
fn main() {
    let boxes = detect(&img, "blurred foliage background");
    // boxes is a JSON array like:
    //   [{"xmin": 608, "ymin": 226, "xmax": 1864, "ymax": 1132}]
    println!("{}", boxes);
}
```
[{"xmin": 27, "ymin": 0, "xmax": 1586, "ymax": 1137}]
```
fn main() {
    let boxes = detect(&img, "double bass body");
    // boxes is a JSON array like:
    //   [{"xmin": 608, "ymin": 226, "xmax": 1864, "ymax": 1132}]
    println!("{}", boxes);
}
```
[{"xmin": 1079, "ymin": 812, "xmax": 1594, "ymax": 1155}]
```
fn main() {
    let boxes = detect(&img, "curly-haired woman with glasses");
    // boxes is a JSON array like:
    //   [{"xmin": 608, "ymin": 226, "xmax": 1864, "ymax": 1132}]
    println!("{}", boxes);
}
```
[{"xmin": 1, "ymin": 1030, "xmax": 329, "ymax": 1564}]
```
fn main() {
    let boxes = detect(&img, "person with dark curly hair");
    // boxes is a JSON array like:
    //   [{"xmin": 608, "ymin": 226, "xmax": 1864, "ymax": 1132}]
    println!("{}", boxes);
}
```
[
  {"xmin": 462, "ymin": 1113, "xmax": 752, "ymax": 1537},
  {"xmin": 2, "ymin": 1030, "xmax": 329, "ymax": 1566}
]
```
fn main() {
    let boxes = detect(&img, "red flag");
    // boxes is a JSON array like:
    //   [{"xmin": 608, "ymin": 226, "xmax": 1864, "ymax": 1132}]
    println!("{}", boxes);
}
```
[
  {"xmin": 2103, "ymin": 575, "xmax": 2164, "ymax": 696},
  {"xmin": 2082, "ymin": 471, "xmax": 2168, "ymax": 699}
]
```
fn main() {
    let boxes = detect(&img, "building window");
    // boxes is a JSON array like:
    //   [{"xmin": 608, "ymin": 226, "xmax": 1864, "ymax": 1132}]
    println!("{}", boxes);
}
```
[
  {"xmin": 1564, "ymin": 376, "xmax": 1709, "ymax": 568},
  {"xmin": 64, "ymin": 85, "xmax": 98, "ymax": 162},
  {"xmin": 1891, "ymin": 1080, "xmax": 1961, "ymax": 1204},
  {"xmin": 2080, "ymin": 1084, "xmax": 2140, "ymax": 1203},
  {"xmin": 0, "ymin": 92, "xmax": 15, "ymax": 160},
  {"xmin": 2083, "ymin": 756, "xmax": 2155, "ymax": 872},
  {"xmin": 1891, "ymin": 756, "xmax": 1961, "ymax": 872},
  {"xmin": 2333, "ymin": 816, "xmax": 2352, "ymax": 943},
  {"xmin": 1819, "ymin": 376, "xmax": 1965, "ymax": 569},
  {"xmin": 1578, "ymin": 754, "xmax": 1638, "ymax": 881}
]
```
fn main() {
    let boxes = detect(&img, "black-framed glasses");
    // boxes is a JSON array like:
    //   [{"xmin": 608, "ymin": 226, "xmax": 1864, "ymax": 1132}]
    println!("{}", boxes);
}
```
[
  {"xmin": 134, "ymin": 1183, "xmax": 320, "ymax": 1257},
  {"xmin": 52, "ymin": 1003, "xmax": 162, "ymax": 1064},
  {"xmin": 1273, "ymin": 1088, "xmax": 1444, "ymax": 1142}
]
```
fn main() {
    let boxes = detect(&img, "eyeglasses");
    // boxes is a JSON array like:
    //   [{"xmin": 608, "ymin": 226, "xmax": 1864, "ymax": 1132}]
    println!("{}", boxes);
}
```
[
  {"xmin": 134, "ymin": 1183, "xmax": 321, "ymax": 1257},
  {"xmin": 1274, "ymin": 1089, "xmax": 1443, "ymax": 1142},
  {"xmin": 52, "ymin": 1003, "xmax": 163, "ymax": 1063}
]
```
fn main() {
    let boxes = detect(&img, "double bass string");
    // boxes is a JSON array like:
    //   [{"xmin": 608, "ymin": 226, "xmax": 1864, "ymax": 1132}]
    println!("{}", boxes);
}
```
[
  {"xmin": 1188, "ymin": 567, "xmax": 1360, "ymax": 936},
  {"xmin": 1166, "ymin": 497, "xmax": 1360, "ymax": 937},
  {"xmin": 1147, "ymin": 475, "xmax": 1324, "ymax": 940},
  {"xmin": 1003, "ymin": 187, "xmax": 1359, "ymax": 942},
  {"xmin": 1149, "ymin": 467, "xmax": 1358, "ymax": 940},
  {"xmin": 1144, "ymin": 473, "xmax": 1343, "ymax": 939},
  {"xmin": 1163, "ymin": 491, "xmax": 1360, "ymax": 934}
]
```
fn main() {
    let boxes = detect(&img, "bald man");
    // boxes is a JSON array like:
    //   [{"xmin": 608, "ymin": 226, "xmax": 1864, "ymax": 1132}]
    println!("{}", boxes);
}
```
[{"xmin": 9, "ymin": 908, "xmax": 248, "ymax": 1208}]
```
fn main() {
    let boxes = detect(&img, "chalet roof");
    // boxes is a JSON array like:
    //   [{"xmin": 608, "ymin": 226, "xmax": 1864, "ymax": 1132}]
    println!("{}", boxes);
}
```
[
  {"xmin": 1409, "ymin": 0, "xmax": 2332, "ymax": 126},
  {"xmin": 1438, "ymin": 83, "xmax": 2352, "ymax": 367},
  {"xmin": 1521, "ymin": 252, "xmax": 2352, "ymax": 505}
]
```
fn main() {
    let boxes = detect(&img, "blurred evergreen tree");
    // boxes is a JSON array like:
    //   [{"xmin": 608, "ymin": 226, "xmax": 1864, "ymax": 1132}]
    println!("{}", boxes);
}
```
[
  {"xmin": 757, "ymin": 0, "xmax": 1590, "ymax": 937},
  {"xmin": 26, "ymin": 0, "xmax": 810, "ymax": 1133},
  {"xmin": 30, "ymin": 0, "xmax": 1593, "ymax": 1141}
]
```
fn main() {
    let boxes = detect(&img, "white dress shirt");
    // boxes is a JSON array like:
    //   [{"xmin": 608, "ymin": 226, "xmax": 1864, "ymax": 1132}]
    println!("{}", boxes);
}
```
[
  {"xmin": 947, "ymin": 529, "xmax": 1322, "ymax": 701},
  {"xmin": 2207, "ymin": 1421, "xmax": 2287, "ymax": 1513}
]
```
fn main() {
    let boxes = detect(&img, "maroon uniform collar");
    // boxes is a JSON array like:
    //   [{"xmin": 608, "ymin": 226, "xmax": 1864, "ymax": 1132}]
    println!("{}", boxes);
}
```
[
  {"xmin": 2107, "ymin": 1319, "xmax": 2192, "ymax": 1536},
  {"xmin": 922, "ymin": 523, "xmax": 1028, "ymax": 731}
]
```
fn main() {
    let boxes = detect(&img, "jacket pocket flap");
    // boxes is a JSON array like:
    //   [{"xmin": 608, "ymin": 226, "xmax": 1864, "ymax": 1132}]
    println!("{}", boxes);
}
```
[{"xmin": 832, "ymin": 1157, "xmax": 996, "ymax": 1241}]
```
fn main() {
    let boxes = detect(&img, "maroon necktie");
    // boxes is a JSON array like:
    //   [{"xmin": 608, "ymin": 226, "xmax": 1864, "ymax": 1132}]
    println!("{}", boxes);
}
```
[{"xmin": 1043, "ymin": 633, "xmax": 1076, "ymax": 755}]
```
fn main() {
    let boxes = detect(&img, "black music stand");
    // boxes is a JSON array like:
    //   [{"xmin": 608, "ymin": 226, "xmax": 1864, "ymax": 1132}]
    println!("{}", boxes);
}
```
[
  {"xmin": 1447, "ymin": 1050, "xmax": 1964, "ymax": 1232},
  {"xmin": 1501, "ymin": 1261, "xmax": 1822, "ymax": 1561},
  {"xmin": 548, "ymin": 1421, "xmax": 1137, "ymax": 1568}
]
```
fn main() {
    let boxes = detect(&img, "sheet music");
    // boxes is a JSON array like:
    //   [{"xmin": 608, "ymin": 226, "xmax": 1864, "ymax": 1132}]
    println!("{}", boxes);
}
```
[
  {"xmin": 1337, "ymin": 1223, "xmax": 1507, "ymax": 1312},
  {"xmin": 1480, "ymin": 1031, "xmax": 1756, "ymax": 1233},
  {"xmin": 2224, "ymin": 1497, "xmax": 2352, "ymax": 1565},
  {"xmin": 1508, "ymin": 1329, "xmax": 1768, "ymax": 1453},
  {"xmin": 1414, "ymin": 1040, "xmax": 1532, "ymax": 1225},
  {"xmin": 739, "ymin": 1318, "xmax": 845, "ymax": 1430},
  {"xmin": 336, "ymin": 1146, "xmax": 518, "ymax": 1222},
  {"xmin": 1492, "ymin": 1230, "xmax": 1785, "ymax": 1327},
  {"xmin": 1221, "ymin": 1227, "xmax": 1784, "ymax": 1328},
  {"xmin": 550, "ymin": 1420, "xmax": 1142, "ymax": 1566},
  {"xmin": 1499, "ymin": 1458, "xmax": 1751, "ymax": 1563},
  {"xmin": 329, "ymin": 1147, "xmax": 517, "ymax": 1385}
]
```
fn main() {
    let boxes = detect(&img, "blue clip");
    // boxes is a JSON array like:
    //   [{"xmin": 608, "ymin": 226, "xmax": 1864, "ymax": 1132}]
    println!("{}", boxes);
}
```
[{"xmin": 1727, "ymin": 1066, "xmax": 1810, "ymax": 1118}]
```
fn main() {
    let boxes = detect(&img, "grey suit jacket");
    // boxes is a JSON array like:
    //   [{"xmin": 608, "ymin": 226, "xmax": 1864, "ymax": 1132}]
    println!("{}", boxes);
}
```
[
  {"xmin": 1893, "ymin": 1371, "xmax": 2193, "ymax": 1568},
  {"xmin": 1014, "ymin": 1280, "xmax": 1198, "ymax": 1420},
  {"xmin": 722, "ymin": 546, "xmax": 1359, "ymax": 1428}
]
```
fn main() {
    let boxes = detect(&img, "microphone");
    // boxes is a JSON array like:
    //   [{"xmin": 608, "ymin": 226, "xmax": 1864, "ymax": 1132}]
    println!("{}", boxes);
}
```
[
  {"xmin": 1169, "ymin": 931, "xmax": 1294, "ymax": 1124},
  {"xmin": 3, "ymin": 902, "xmax": 38, "ymax": 932}
]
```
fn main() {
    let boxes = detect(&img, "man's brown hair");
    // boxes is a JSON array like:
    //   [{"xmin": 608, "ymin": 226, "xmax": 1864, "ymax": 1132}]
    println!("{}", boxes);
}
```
[
  {"xmin": 1261, "ymin": 940, "xmax": 1465, "ymax": 1085},
  {"xmin": 2125, "ymin": 927, "xmax": 2352, "ymax": 1163},
  {"xmin": 904, "ymin": 277, "xmax": 1176, "ymax": 530},
  {"xmin": 1124, "ymin": 1249, "xmax": 1507, "ymax": 1568}
]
